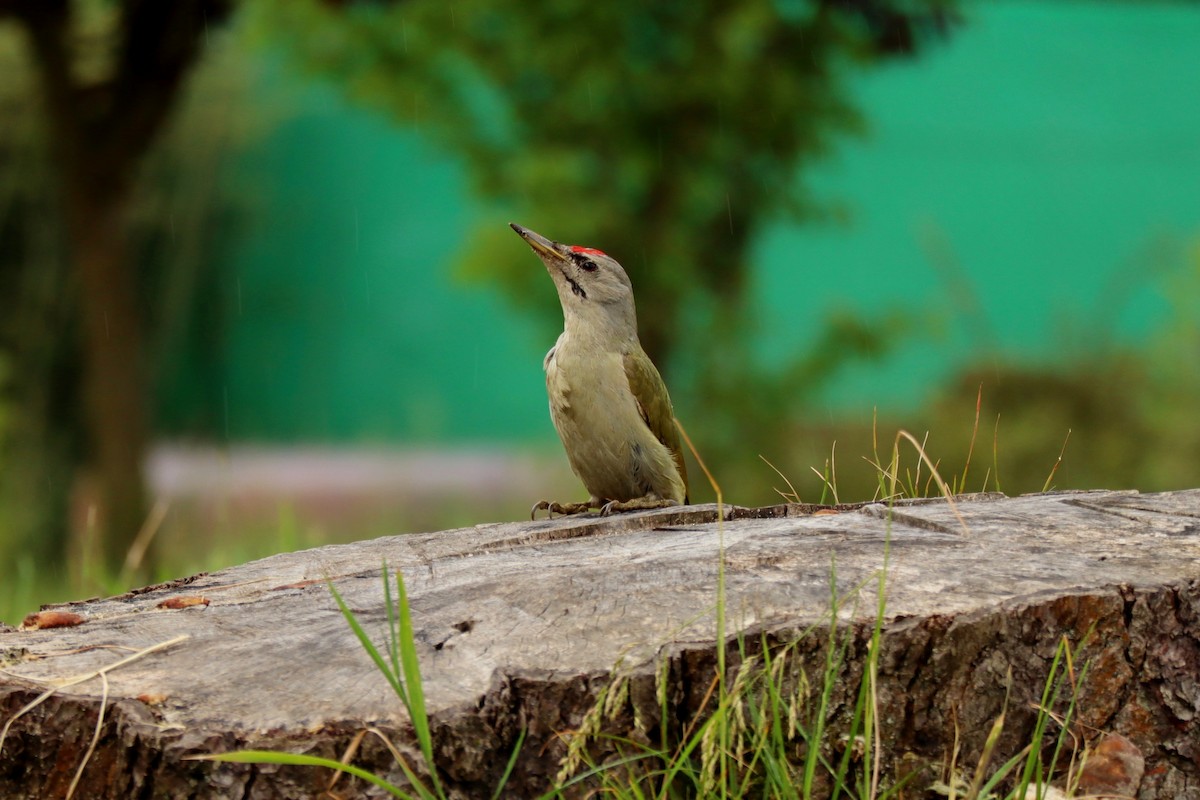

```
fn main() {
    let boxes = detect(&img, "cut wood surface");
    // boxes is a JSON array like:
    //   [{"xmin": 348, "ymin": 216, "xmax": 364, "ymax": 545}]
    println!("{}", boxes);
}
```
[{"xmin": 1, "ymin": 489, "xmax": 1198, "ymax": 798}]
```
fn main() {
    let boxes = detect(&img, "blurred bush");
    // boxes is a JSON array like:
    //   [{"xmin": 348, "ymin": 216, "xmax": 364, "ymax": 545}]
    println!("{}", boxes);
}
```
[{"xmin": 706, "ymin": 236, "xmax": 1200, "ymax": 507}]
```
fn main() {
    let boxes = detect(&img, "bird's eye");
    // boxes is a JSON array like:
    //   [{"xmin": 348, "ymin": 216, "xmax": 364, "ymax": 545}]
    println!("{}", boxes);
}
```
[{"xmin": 571, "ymin": 252, "xmax": 599, "ymax": 272}]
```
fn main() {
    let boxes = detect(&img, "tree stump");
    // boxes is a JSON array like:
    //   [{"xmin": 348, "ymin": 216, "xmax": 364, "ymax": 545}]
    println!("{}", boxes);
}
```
[{"xmin": 1, "ymin": 489, "xmax": 1198, "ymax": 799}]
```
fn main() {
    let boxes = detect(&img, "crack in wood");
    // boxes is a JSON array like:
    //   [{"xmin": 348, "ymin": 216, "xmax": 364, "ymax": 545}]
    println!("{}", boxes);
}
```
[{"xmin": 857, "ymin": 503, "xmax": 965, "ymax": 536}]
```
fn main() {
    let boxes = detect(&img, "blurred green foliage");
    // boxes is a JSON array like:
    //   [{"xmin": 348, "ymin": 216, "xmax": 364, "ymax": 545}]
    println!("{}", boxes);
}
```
[
  {"xmin": 761, "ymin": 236, "xmax": 1200, "ymax": 507},
  {"xmin": 1141, "ymin": 243, "xmax": 1200, "ymax": 487},
  {"xmin": 250, "ymin": 0, "xmax": 955, "ymax": 361}
]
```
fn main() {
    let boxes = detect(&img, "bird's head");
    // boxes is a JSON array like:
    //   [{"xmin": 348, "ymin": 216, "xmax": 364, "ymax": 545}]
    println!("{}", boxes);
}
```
[{"xmin": 510, "ymin": 223, "xmax": 637, "ymax": 336}]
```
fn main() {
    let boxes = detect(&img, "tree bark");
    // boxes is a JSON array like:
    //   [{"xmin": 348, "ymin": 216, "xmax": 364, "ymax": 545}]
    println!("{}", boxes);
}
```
[{"xmin": 1, "ymin": 490, "xmax": 1197, "ymax": 799}]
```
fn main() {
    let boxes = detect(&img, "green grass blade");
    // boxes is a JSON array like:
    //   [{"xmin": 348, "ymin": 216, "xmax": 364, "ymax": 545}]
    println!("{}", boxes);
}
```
[
  {"xmin": 391, "ymin": 568, "xmax": 446, "ymax": 799},
  {"xmin": 327, "ymin": 578, "xmax": 410, "ymax": 713},
  {"xmin": 657, "ymin": 711, "xmax": 716, "ymax": 794},
  {"xmin": 382, "ymin": 560, "xmax": 403, "ymax": 682},
  {"xmin": 490, "ymin": 728, "xmax": 527, "ymax": 800},
  {"xmin": 806, "ymin": 564, "xmax": 850, "ymax": 797},
  {"xmin": 1041, "ymin": 649, "xmax": 1090, "ymax": 795},
  {"xmin": 1015, "ymin": 639, "xmax": 1066, "ymax": 794},
  {"xmin": 199, "ymin": 750, "xmax": 415, "ymax": 799},
  {"xmin": 974, "ymin": 746, "xmax": 1030, "ymax": 798}
]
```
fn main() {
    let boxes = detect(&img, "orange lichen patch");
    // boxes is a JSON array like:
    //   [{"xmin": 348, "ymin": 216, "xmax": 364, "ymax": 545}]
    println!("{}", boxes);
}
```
[
  {"xmin": 21, "ymin": 611, "xmax": 86, "ymax": 630},
  {"xmin": 156, "ymin": 596, "xmax": 210, "ymax": 610},
  {"xmin": 1077, "ymin": 733, "xmax": 1144, "ymax": 797}
]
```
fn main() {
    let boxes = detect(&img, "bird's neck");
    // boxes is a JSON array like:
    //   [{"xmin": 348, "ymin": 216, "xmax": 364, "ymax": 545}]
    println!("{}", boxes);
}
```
[{"xmin": 561, "ymin": 308, "xmax": 638, "ymax": 354}]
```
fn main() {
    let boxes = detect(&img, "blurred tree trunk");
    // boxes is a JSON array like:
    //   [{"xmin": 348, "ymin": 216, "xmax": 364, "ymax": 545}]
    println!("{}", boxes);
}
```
[
  {"xmin": 66, "ymin": 181, "xmax": 150, "ymax": 574},
  {"xmin": 2, "ymin": 0, "xmax": 230, "ymax": 578}
]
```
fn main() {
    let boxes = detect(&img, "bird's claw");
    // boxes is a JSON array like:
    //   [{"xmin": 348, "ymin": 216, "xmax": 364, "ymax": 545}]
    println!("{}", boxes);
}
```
[
  {"xmin": 532, "ymin": 497, "xmax": 681, "ymax": 519},
  {"xmin": 600, "ymin": 497, "xmax": 680, "ymax": 515},
  {"xmin": 531, "ymin": 500, "xmax": 592, "ymax": 520}
]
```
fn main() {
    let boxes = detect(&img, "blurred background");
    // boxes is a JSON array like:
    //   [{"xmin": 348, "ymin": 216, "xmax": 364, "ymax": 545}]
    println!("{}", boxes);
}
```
[{"xmin": 1, "ymin": 0, "xmax": 1197, "ymax": 624}]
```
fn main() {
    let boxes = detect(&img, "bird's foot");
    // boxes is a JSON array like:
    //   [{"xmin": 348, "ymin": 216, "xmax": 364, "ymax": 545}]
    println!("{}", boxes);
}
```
[
  {"xmin": 600, "ymin": 497, "xmax": 681, "ymax": 516},
  {"xmin": 530, "ymin": 500, "xmax": 594, "ymax": 520}
]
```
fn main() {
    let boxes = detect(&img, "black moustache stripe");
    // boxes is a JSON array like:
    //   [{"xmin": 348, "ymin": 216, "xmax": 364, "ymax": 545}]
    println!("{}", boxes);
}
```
[{"xmin": 560, "ymin": 267, "xmax": 587, "ymax": 299}]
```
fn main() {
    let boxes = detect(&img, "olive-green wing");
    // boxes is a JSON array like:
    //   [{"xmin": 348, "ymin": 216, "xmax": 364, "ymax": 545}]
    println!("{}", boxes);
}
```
[{"xmin": 623, "ymin": 351, "xmax": 690, "ymax": 503}]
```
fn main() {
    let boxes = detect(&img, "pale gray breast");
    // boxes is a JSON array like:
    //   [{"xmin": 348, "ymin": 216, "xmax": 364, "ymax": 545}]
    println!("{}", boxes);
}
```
[{"xmin": 545, "ymin": 345, "xmax": 669, "ymax": 500}]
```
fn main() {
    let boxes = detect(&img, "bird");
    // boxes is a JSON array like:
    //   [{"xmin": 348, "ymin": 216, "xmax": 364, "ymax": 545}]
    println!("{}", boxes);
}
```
[{"xmin": 510, "ymin": 223, "xmax": 689, "ymax": 518}]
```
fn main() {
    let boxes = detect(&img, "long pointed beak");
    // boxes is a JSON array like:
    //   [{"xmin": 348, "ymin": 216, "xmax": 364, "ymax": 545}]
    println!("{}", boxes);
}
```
[{"xmin": 510, "ymin": 223, "xmax": 565, "ymax": 261}]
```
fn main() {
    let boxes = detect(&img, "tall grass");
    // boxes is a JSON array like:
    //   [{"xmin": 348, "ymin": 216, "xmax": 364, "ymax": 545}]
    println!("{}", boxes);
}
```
[{"xmin": 550, "ymin": 564, "xmax": 903, "ymax": 799}]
